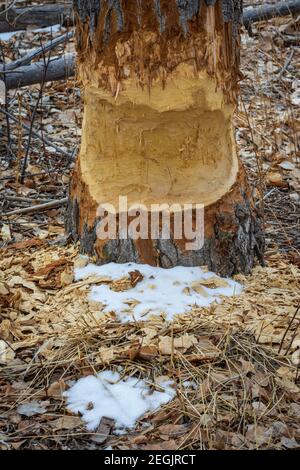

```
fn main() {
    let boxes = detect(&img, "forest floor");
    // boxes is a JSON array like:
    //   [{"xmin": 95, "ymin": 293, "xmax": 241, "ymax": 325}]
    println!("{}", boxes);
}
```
[{"xmin": 0, "ymin": 3, "xmax": 299, "ymax": 451}]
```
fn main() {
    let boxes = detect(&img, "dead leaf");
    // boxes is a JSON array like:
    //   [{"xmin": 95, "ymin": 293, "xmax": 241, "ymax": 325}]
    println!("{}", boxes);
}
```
[
  {"xmin": 158, "ymin": 424, "xmax": 189, "ymax": 437},
  {"xmin": 91, "ymin": 417, "xmax": 115, "ymax": 444},
  {"xmin": 281, "ymin": 437, "xmax": 299, "ymax": 450},
  {"xmin": 266, "ymin": 172, "xmax": 287, "ymax": 188},
  {"xmin": 137, "ymin": 345, "xmax": 158, "ymax": 361},
  {"xmin": 47, "ymin": 380, "xmax": 66, "ymax": 399},
  {"xmin": 199, "ymin": 276, "xmax": 229, "ymax": 289},
  {"xmin": 17, "ymin": 401, "xmax": 47, "ymax": 417},
  {"xmin": 51, "ymin": 415, "xmax": 83, "ymax": 431},
  {"xmin": 158, "ymin": 335, "xmax": 197, "ymax": 355},
  {"xmin": 142, "ymin": 439, "xmax": 178, "ymax": 450},
  {"xmin": 129, "ymin": 270, "xmax": 144, "ymax": 287},
  {"xmin": 1, "ymin": 224, "xmax": 11, "ymax": 241},
  {"xmin": 98, "ymin": 347, "xmax": 115, "ymax": 364}
]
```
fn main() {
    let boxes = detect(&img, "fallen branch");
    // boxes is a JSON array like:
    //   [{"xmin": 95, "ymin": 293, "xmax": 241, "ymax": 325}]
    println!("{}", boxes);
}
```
[
  {"xmin": 3, "ymin": 53, "xmax": 75, "ymax": 90},
  {"xmin": 0, "ymin": 3, "xmax": 73, "ymax": 33},
  {"xmin": 1, "ymin": 198, "xmax": 68, "ymax": 217},
  {"xmin": 243, "ymin": 0, "xmax": 300, "ymax": 28},
  {"xmin": 0, "ymin": 195, "xmax": 54, "ymax": 204},
  {"xmin": 0, "ymin": 31, "xmax": 74, "ymax": 72},
  {"xmin": 0, "ymin": 107, "xmax": 73, "ymax": 160}
]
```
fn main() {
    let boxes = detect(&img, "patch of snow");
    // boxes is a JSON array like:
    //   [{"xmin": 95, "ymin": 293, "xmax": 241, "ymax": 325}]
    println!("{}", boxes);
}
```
[
  {"xmin": 32, "ymin": 24, "xmax": 62, "ymax": 34},
  {"xmin": 0, "ymin": 24, "xmax": 61, "ymax": 42},
  {"xmin": 0, "ymin": 31, "xmax": 20, "ymax": 41},
  {"xmin": 64, "ymin": 371, "xmax": 176, "ymax": 432},
  {"xmin": 75, "ymin": 262, "xmax": 242, "ymax": 322}
]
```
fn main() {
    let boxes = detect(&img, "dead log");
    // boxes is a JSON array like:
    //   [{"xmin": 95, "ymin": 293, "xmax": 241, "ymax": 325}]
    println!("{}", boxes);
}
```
[
  {"xmin": 3, "ymin": 53, "xmax": 75, "ymax": 90},
  {"xmin": 0, "ymin": 3, "xmax": 73, "ymax": 33},
  {"xmin": 243, "ymin": 0, "xmax": 300, "ymax": 28}
]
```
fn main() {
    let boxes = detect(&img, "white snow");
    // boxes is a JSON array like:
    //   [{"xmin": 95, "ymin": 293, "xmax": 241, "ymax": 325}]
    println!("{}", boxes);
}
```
[
  {"xmin": 75, "ymin": 262, "xmax": 242, "ymax": 322},
  {"xmin": 64, "ymin": 371, "xmax": 176, "ymax": 432},
  {"xmin": 0, "ymin": 24, "xmax": 61, "ymax": 41},
  {"xmin": 0, "ymin": 31, "xmax": 20, "ymax": 41}
]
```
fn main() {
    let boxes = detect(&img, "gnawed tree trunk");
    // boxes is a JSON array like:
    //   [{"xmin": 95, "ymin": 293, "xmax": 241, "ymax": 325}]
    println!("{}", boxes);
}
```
[{"xmin": 66, "ymin": 0, "xmax": 265, "ymax": 276}]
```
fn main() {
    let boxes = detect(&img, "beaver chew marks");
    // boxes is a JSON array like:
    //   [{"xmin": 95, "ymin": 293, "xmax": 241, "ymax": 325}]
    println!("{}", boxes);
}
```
[
  {"xmin": 80, "ymin": 65, "xmax": 238, "ymax": 208},
  {"xmin": 66, "ymin": 0, "xmax": 265, "ymax": 275}
]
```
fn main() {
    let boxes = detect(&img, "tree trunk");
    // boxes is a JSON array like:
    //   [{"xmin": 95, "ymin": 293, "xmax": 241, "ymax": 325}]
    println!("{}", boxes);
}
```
[{"xmin": 66, "ymin": 0, "xmax": 265, "ymax": 276}]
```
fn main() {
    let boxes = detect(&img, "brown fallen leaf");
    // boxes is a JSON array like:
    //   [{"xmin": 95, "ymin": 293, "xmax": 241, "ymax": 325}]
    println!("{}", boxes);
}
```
[
  {"xmin": 137, "ymin": 345, "xmax": 158, "ymax": 361},
  {"xmin": 266, "ymin": 172, "xmax": 287, "ymax": 188},
  {"xmin": 91, "ymin": 417, "xmax": 115, "ymax": 444},
  {"xmin": 142, "ymin": 439, "xmax": 178, "ymax": 450},
  {"xmin": 158, "ymin": 424, "xmax": 189, "ymax": 437},
  {"xmin": 50, "ymin": 415, "xmax": 83, "ymax": 431},
  {"xmin": 129, "ymin": 270, "xmax": 144, "ymax": 287},
  {"xmin": 199, "ymin": 276, "xmax": 229, "ymax": 289},
  {"xmin": 47, "ymin": 380, "xmax": 66, "ymax": 399},
  {"xmin": 159, "ymin": 335, "xmax": 197, "ymax": 355}
]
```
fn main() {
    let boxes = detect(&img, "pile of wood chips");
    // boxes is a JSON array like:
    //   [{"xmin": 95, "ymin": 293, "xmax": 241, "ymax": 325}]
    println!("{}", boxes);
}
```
[{"xmin": 0, "ymin": 240, "xmax": 299, "ymax": 450}]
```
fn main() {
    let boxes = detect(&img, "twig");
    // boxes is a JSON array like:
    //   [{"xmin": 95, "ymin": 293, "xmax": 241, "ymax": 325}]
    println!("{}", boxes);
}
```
[
  {"xmin": 0, "ymin": 31, "xmax": 74, "ymax": 72},
  {"xmin": 278, "ymin": 303, "xmax": 300, "ymax": 354},
  {"xmin": 0, "ymin": 1, "xmax": 17, "ymax": 17},
  {"xmin": 0, "ymin": 195, "xmax": 54, "ymax": 204},
  {"xmin": 1, "ymin": 197, "xmax": 68, "ymax": 217},
  {"xmin": 0, "ymin": 107, "xmax": 72, "ymax": 159},
  {"xmin": 20, "ymin": 38, "xmax": 52, "ymax": 183},
  {"xmin": 0, "ymin": 43, "xmax": 12, "ymax": 166},
  {"xmin": 277, "ymin": 49, "xmax": 295, "ymax": 81}
]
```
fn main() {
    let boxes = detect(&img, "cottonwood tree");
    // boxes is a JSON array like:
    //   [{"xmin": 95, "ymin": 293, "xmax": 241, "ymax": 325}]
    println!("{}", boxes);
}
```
[{"xmin": 66, "ymin": 0, "xmax": 265, "ymax": 276}]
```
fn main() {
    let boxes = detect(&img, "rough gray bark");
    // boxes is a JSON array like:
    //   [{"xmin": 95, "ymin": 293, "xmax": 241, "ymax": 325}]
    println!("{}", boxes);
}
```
[{"xmin": 66, "ymin": 184, "xmax": 265, "ymax": 277}]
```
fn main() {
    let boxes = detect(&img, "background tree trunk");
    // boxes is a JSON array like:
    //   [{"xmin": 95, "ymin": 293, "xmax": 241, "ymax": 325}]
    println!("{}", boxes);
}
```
[{"xmin": 66, "ymin": 0, "xmax": 265, "ymax": 276}]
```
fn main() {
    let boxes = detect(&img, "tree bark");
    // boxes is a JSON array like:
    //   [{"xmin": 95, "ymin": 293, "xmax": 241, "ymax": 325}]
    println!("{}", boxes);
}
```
[
  {"xmin": 0, "ymin": 3, "xmax": 73, "ymax": 33},
  {"xmin": 66, "ymin": 0, "xmax": 265, "ymax": 276}
]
